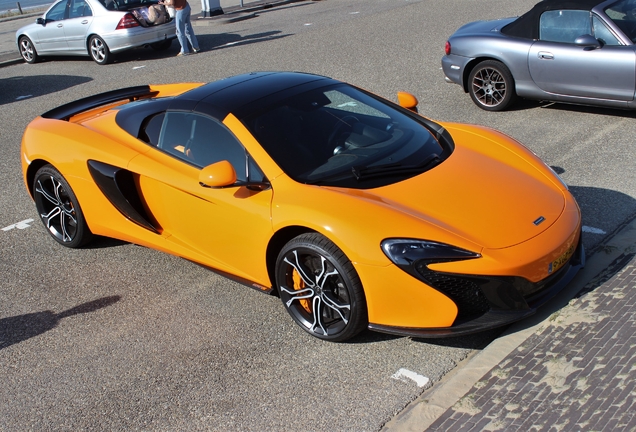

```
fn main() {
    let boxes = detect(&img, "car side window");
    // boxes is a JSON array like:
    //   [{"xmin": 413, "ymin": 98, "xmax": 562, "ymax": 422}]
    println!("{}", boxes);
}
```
[
  {"xmin": 592, "ymin": 15, "xmax": 621, "ymax": 45},
  {"xmin": 539, "ymin": 10, "xmax": 592, "ymax": 43},
  {"xmin": 69, "ymin": 0, "xmax": 92, "ymax": 18},
  {"xmin": 155, "ymin": 112, "xmax": 248, "ymax": 181},
  {"xmin": 45, "ymin": 1, "xmax": 68, "ymax": 21}
]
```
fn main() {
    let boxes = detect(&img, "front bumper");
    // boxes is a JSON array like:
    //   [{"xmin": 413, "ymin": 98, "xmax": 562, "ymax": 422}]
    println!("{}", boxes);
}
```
[{"xmin": 368, "ymin": 235, "xmax": 585, "ymax": 338}]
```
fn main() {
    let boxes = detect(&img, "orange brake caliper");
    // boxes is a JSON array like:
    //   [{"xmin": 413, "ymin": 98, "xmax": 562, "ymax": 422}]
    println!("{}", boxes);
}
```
[{"xmin": 292, "ymin": 269, "xmax": 312, "ymax": 313}]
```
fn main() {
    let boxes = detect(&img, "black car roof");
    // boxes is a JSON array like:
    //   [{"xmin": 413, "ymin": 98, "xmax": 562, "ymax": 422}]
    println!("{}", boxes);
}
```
[
  {"xmin": 175, "ymin": 71, "xmax": 336, "ymax": 118},
  {"xmin": 115, "ymin": 72, "xmax": 338, "ymax": 138},
  {"xmin": 501, "ymin": 0, "xmax": 607, "ymax": 39}
]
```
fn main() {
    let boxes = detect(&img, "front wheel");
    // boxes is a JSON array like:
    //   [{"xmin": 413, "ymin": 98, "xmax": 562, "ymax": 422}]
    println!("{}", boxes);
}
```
[
  {"xmin": 33, "ymin": 165, "xmax": 93, "ymax": 248},
  {"xmin": 468, "ymin": 60, "xmax": 516, "ymax": 111},
  {"xmin": 89, "ymin": 35, "xmax": 112, "ymax": 65},
  {"xmin": 276, "ymin": 233, "xmax": 367, "ymax": 341},
  {"xmin": 19, "ymin": 36, "xmax": 39, "ymax": 64}
]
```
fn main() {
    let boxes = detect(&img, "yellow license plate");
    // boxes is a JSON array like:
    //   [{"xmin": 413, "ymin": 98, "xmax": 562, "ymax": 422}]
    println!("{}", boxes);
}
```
[{"xmin": 548, "ymin": 244, "xmax": 575, "ymax": 274}]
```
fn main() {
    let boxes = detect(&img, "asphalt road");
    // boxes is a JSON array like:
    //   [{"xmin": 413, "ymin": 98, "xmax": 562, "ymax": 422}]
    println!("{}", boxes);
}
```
[{"xmin": 1, "ymin": 0, "xmax": 635, "ymax": 430}]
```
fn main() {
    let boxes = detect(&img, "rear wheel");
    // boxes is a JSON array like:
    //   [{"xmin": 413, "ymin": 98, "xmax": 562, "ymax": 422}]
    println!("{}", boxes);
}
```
[
  {"xmin": 19, "ymin": 36, "xmax": 39, "ymax": 64},
  {"xmin": 33, "ymin": 165, "xmax": 93, "ymax": 248},
  {"xmin": 89, "ymin": 35, "xmax": 112, "ymax": 65},
  {"xmin": 468, "ymin": 60, "xmax": 516, "ymax": 111},
  {"xmin": 276, "ymin": 233, "xmax": 367, "ymax": 341}
]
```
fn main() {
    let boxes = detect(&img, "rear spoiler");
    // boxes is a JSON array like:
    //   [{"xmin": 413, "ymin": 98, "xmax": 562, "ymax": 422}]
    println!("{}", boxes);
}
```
[{"xmin": 42, "ymin": 85, "xmax": 157, "ymax": 121}]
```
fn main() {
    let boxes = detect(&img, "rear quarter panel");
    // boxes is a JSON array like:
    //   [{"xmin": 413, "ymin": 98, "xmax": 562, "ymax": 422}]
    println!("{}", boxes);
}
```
[{"xmin": 448, "ymin": 31, "xmax": 542, "ymax": 97}]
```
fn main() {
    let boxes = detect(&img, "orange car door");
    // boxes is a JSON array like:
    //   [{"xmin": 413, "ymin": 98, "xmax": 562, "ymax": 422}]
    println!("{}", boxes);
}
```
[{"xmin": 128, "ymin": 111, "xmax": 274, "ymax": 287}]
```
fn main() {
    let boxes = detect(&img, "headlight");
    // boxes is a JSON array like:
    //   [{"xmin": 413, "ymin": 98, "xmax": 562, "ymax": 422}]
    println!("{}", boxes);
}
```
[
  {"xmin": 381, "ymin": 239, "xmax": 480, "ymax": 267},
  {"xmin": 382, "ymin": 239, "xmax": 488, "ymax": 323}
]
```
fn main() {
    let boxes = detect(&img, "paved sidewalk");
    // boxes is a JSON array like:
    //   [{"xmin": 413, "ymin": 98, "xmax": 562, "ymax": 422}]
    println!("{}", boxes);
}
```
[{"xmin": 386, "ymin": 215, "xmax": 636, "ymax": 431}]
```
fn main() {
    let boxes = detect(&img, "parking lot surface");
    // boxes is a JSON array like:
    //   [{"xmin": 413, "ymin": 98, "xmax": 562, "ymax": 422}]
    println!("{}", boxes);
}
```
[{"xmin": 1, "ymin": 0, "xmax": 636, "ymax": 430}]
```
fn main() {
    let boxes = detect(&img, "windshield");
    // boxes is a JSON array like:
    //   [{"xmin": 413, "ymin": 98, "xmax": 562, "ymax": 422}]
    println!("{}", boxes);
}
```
[
  {"xmin": 605, "ymin": 0, "xmax": 636, "ymax": 42},
  {"xmin": 242, "ymin": 84, "xmax": 448, "ymax": 188}
]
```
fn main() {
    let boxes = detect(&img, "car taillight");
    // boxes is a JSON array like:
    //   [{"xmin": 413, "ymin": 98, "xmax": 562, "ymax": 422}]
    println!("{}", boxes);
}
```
[
  {"xmin": 444, "ymin": 41, "xmax": 451, "ymax": 55},
  {"xmin": 116, "ymin": 13, "xmax": 140, "ymax": 29}
]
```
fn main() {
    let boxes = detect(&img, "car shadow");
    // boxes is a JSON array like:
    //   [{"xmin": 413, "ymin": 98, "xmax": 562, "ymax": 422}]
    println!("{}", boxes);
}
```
[
  {"xmin": 0, "ymin": 75, "xmax": 93, "ymax": 106},
  {"xmin": 0, "ymin": 295, "xmax": 121, "ymax": 350},
  {"xmin": 81, "ymin": 236, "xmax": 129, "ymax": 249},
  {"xmin": 507, "ymin": 98, "xmax": 636, "ymax": 118},
  {"xmin": 111, "ymin": 30, "xmax": 289, "ymax": 64}
]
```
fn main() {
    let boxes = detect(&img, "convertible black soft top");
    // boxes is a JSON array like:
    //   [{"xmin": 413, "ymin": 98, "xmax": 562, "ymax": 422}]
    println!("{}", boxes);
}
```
[{"xmin": 501, "ymin": 0, "xmax": 606, "ymax": 39}]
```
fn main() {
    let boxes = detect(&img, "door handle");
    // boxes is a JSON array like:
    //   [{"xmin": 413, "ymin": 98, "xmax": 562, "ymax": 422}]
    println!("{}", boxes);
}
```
[
  {"xmin": 57, "ymin": 23, "xmax": 63, "ymax": 28},
  {"xmin": 538, "ymin": 51, "xmax": 554, "ymax": 60},
  {"xmin": 81, "ymin": 20, "xmax": 88, "ymax": 24}
]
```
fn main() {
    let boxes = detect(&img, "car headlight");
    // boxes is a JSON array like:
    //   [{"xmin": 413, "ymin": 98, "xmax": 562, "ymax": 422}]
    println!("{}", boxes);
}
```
[
  {"xmin": 381, "ymin": 239, "xmax": 480, "ymax": 268},
  {"xmin": 382, "ymin": 239, "xmax": 489, "ymax": 323}
]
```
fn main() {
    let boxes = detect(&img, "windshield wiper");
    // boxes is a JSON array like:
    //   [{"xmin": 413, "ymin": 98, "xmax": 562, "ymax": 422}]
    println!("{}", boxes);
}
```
[{"xmin": 351, "ymin": 153, "xmax": 440, "ymax": 180}]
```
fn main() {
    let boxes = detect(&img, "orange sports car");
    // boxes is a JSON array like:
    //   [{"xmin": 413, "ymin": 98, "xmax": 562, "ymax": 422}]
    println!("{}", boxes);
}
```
[{"xmin": 21, "ymin": 72, "xmax": 584, "ymax": 341}]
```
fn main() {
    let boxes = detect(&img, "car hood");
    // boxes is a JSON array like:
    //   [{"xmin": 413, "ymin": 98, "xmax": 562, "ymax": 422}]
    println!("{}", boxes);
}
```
[{"xmin": 329, "ymin": 124, "xmax": 566, "ymax": 250}]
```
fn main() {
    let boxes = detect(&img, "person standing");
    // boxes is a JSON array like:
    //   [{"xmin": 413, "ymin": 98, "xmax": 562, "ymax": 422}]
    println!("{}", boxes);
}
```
[{"xmin": 162, "ymin": 0, "xmax": 200, "ymax": 55}]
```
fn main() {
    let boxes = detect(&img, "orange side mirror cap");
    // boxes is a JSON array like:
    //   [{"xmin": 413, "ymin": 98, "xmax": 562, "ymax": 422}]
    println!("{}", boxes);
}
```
[
  {"xmin": 397, "ymin": 91, "xmax": 419, "ymax": 113},
  {"xmin": 199, "ymin": 160, "xmax": 237, "ymax": 188}
]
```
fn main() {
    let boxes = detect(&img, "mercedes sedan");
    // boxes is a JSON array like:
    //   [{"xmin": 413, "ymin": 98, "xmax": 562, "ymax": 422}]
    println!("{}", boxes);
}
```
[{"xmin": 16, "ymin": 0, "xmax": 175, "ymax": 65}]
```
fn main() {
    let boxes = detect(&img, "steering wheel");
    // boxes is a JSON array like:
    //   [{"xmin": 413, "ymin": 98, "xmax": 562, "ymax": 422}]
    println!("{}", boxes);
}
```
[{"xmin": 328, "ymin": 116, "xmax": 359, "ymax": 155}]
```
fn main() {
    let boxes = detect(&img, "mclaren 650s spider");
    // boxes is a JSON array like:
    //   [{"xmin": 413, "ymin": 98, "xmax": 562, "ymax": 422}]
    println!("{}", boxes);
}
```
[{"xmin": 21, "ymin": 72, "xmax": 584, "ymax": 341}]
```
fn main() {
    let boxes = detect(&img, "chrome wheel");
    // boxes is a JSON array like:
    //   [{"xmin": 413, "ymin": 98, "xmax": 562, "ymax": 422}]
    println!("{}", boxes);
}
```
[
  {"xmin": 276, "ymin": 233, "xmax": 367, "ymax": 341},
  {"xmin": 19, "ymin": 36, "xmax": 39, "ymax": 64},
  {"xmin": 468, "ymin": 60, "xmax": 516, "ymax": 111},
  {"xmin": 33, "ymin": 165, "xmax": 92, "ymax": 248},
  {"xmin": 89, "ymin": 36, "xmax": 111, "ymax": 65}
]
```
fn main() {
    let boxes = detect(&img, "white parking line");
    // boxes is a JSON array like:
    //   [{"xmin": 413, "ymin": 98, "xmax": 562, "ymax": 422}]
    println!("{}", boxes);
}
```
[
  {"xmin": 391, "ymin": 368, "xmax": 429, "ymax": 387},
  {"xmin": 2, "ymin": 219, "xmax": 34, "ymax": 232},
  {"xmin": 582, "ymin": 226, "xmax": 606, "ymax": 235}
]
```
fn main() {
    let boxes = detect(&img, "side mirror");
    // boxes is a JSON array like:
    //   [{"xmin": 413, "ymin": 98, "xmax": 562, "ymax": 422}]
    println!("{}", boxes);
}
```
[
  {"xmin": 397, "ymin": 91, "xmax": 419, "ymax": 113},
  {"xmin": 575, "ymin": 34, "xmax": 601, "ymax": 49},
  {"xmin": 199, "ymin": 160, "xmax": 271, "ymax": 191},
  {"xmin": 199, "ymin": 160, "xmax": 237, "ymax": 188},
  {"xmin": 36, "ymin": 17, "xmax": 45, "ymax": 25}
]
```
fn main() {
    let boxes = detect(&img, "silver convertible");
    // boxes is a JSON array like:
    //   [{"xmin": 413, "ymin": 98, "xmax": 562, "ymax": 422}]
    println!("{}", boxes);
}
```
[
  {"xmin": 442, "ymin": 0, "xmax": 636, "ymax": 111},
  {"xmin": 16, "ymin": 0, "xmax": 176, "ymax": 65}
]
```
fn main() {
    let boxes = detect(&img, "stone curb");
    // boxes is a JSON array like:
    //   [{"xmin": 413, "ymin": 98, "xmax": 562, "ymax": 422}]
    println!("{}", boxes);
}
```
[{"xmin": 382, "ymin": 212, "xmax": 636, "ymax": 431}]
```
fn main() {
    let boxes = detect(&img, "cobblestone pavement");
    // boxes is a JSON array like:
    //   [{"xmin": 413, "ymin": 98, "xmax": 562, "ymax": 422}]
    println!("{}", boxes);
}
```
[{"xmin": 425, "ymin": 249, "xmax": 636, "ymax": 431}]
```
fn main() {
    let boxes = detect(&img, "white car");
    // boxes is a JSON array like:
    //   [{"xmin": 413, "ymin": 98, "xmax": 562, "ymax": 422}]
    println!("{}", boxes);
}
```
[{"xmin": 16, "ymin": 0, "xmax": 176, "ymax": 65}]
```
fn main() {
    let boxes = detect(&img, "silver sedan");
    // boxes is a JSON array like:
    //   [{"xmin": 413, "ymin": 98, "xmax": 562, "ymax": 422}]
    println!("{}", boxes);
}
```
[
  {"xmin": 16, "ymin": 0, "xmax": 176, "ymax": 65},
  {"xmin": 442, "ymin": 0, "xmax": 636, "ymax": 111}
]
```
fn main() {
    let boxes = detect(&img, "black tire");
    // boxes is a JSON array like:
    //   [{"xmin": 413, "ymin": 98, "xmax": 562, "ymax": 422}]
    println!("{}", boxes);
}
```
[
  {"xmin": 468, "ymin": 60, "xmax": 516, "ymax": 111},
  {"xmin": 89, "ymin": 35, "xmax": 112, "ymax": 65},
  {"xmin": 275, "ymin": 233, "xmax": 367, "ymax": 341},
  {"xmin": 151, "ymin": 39, "xmax": 172, "ymax": 51},
  {"xmin": 33, "ymin": 165, "xmax": 93, "ymax": 248},
  {"xmin": 19, "ymin": 36, "xmax": 40, "ymax": 64}
]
